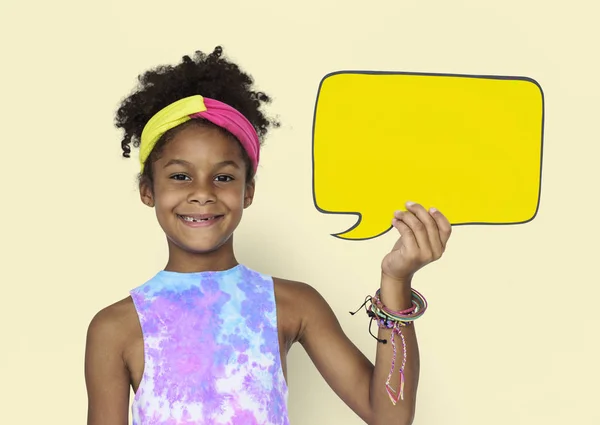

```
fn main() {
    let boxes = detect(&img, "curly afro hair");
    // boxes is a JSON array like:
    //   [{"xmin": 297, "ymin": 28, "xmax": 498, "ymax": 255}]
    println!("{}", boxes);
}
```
[{"xmin": 115, "ymin": 46, "xmax": 278, "ymax": 185}]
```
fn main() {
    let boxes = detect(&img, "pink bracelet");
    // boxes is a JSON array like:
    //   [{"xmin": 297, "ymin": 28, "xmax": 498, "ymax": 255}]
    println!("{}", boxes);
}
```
[
  {"xmin": 372, "ymin": 289, "xmax": 417, "ymax": 316},
  {"xmin": 350, "ymin": 287, "xmax": 429, "ymax": 405}
]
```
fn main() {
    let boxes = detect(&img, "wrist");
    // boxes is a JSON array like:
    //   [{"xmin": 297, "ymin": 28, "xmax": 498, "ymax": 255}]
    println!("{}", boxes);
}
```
[{"xmin": 380, "ymin": 272, "xmax": 413, "ymax": 311}]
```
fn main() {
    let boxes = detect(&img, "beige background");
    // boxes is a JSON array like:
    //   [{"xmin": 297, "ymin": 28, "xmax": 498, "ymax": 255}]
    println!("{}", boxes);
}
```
[{"xmin": 1, "ymin": 0, "xmax": 599, "ymax": 424}]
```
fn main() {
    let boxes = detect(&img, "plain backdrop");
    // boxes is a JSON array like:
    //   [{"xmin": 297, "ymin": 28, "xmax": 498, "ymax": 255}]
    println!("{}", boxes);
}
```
[{"xmin": 1, "ymin": 0, "xmax": 599, "ymax": 424}]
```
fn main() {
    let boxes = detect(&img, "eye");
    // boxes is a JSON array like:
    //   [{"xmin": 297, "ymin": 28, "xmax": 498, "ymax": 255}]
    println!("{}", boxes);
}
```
[
  {"xmin": 170, "ymin": 173, "xmax": 191, "ymax": 181},
  {"xmin": 215, "ymin": 175, "xmax": 234, "ymax": 183}
]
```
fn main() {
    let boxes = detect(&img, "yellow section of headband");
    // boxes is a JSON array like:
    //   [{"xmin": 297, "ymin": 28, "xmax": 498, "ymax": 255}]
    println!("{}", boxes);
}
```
[{"xmin": 139, "ymin": 95, "xmax": 207, "ymax": 171}]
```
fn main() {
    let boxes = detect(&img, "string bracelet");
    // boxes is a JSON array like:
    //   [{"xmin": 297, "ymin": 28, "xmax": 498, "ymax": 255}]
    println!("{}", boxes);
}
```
[
  {"xmin": 349, "ymin": 288, "xmax": 428, "ymax": 405},
  {"xmin": 372, "ymin": 287, "xmax": 428, "ymax": 322}
]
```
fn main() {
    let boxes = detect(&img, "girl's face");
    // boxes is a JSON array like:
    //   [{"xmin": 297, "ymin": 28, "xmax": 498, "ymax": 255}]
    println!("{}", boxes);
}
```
[{"xmin": 140, "ymin": 124, "xmax": 254, "ymax": 262}]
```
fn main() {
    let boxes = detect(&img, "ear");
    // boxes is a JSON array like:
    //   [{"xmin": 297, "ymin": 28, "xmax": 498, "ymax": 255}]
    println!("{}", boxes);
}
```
[
  {"xmin": 243, "ymin": 178, "xmax": 256, "ymax": 209},
  {"xmin": 139, "ymin": 178, "xmax": 155, "ymax": 208}
]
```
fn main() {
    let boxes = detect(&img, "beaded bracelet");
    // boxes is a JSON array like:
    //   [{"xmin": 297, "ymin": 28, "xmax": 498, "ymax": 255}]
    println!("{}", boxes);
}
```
[{"xmin": 350, "ymin": 288, "xmax": 428, "ymax": 405}]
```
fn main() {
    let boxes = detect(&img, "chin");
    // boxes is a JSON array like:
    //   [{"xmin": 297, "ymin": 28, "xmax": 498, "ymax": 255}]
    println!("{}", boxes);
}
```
[
  {"xmin": 184, "ymin": 243, "xmax": 226, "ymax": 255},
  {"xmin": 169, "ymin": 235, "xmax": 232, "ymax": 255}
]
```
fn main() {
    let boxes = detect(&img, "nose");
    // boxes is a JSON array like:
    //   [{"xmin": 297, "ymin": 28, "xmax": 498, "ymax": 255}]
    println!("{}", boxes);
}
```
[{"xmin": 186, "ymin": 179, "xmax": 216, "ymax": 205}]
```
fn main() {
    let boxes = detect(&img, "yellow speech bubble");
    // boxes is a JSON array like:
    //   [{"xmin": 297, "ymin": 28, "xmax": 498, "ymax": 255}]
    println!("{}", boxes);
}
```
[{"xmin": 312, "ymin": 72, "xmax": 544, "ymax": 240}]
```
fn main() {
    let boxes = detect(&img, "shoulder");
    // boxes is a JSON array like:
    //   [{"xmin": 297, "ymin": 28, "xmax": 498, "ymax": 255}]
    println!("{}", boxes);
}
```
[
  {"xmin": 272, "ymin": 276, "xmax": 319, "ymax": 296},
  {"xmin": 272, "ymin": 277, "xmax": 335, "ymax": 344},
  {"xmin": 272, "ymin": 277, "xmax": 326, "ymax": 309},
  {"xmin": 86, "ymin": 296, "xmax": 138, "ymax": 352},
  {"xmin": 85, "ymin": 297, "xmax": 136, "ymax": 422}
]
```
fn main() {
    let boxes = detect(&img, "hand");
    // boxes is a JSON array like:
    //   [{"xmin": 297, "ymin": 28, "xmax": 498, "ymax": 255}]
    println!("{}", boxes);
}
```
[{"xmin": 381, "ymin": 201, "xmax": 452, "ymax": 284}]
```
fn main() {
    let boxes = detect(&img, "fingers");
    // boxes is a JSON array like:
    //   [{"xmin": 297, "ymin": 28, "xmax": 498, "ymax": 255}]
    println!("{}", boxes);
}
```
[
  {"xmin": 428, "ymin": 207, "xmax": 452, "ymax": 249},
  {"xmin": 394, "ymin": 201, "xmax": 451, "ymax": 261},
  {"xmin": 406, "ymin": 202, "xmax": 444, "ymax": 259},
  {"xmin": 391, "ymin": 216, "xmax": 419, "ymax": 253},
  {"xmin": 393, "ymin": 207, "xmax": 432, "ymax": 253}
]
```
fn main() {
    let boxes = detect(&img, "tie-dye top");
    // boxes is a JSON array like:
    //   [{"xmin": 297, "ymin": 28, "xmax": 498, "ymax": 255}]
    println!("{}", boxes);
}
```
[{"xmin": 129, "ymin": 264, "xmax": 290, "ymax": 425}]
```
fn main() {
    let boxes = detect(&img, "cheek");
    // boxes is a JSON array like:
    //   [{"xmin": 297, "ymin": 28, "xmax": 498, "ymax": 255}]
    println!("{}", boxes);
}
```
[
  {"xmin": 221, "ymin": 187, "xmax": 247, "ymax": 209},
  {"xmin": 153, "ymin": 187, "xmax": 184, "ymax": 211}
]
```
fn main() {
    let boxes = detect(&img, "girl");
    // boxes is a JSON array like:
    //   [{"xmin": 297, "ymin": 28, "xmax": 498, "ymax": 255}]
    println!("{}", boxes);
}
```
[{"xmin": 84, "ymin": 46, "xmax": 452, "ymax": 425}]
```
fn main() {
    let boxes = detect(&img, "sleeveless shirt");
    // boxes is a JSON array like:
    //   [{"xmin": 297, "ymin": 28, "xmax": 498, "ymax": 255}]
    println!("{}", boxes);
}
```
[{"xmin": 129, "ymin": 264, "xmax": 290, "ymax": 425}]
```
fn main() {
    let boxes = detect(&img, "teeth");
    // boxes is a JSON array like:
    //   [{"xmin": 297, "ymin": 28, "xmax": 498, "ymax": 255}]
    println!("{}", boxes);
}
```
[{"xmin": 181, "ymin": 215, "xmax": 214, "ymax": 222}]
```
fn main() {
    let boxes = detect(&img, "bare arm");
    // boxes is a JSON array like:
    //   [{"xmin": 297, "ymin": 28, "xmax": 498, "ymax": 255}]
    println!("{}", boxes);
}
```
[
  {"xmin": 297, "ymin": 282, "xmax": 417, "ymax": 425},
  {"xmin": 84, "ymin": 307, "xmax": 131, "ymax": 425},
  {"xmin": 297, "ymin": 283, "xmax": 375, "ymax": 423},
  {"xmin": 299, "ymin": 203, "xmax": 451, "ymax": 425},
  {"xmin": 369, "ymin": 275, "xmax": 420, "ymax": 425}
]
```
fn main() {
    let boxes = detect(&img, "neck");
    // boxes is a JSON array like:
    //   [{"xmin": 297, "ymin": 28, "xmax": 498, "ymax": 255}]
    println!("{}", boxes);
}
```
[{"xmin": 164, "ymin": 237, "xmax": 239, "ymax": 273}]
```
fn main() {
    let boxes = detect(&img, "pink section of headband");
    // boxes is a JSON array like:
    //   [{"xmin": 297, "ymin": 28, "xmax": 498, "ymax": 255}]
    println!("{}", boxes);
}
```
[{"xmin": 188, "ymin": 98, "xmax": 260, "ymax": 173}]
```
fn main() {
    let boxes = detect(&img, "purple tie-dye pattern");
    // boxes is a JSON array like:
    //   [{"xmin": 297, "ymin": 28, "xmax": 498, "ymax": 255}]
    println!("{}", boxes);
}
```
[{"xmin": 130, "ymin": 264, "xmax": 289, "ymax": 425}]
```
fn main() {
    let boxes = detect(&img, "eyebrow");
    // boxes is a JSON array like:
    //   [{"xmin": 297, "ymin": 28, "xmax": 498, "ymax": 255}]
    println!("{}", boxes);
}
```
[
  {"xmin": 163, "ymin": 159, "xmax": 241, "ymax": 169},
  {"xmin": 163, "ymin": 159, "xmax": 193, "ymax": 168},
  {"xmin": 214, "ymin": 160, "xmax": 241, "ymax": 169}
]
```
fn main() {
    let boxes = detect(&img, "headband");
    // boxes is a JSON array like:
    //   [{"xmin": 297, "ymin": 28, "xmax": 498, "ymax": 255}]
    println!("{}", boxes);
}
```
[{"xmin": 139, "ymin": 95, "xmax": 260, "ymax": 173}]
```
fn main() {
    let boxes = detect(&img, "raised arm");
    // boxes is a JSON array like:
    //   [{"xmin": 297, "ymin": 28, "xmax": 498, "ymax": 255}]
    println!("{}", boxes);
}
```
[
  {"xmin": 298, "ymin": 282, "xmax": 420, "ymax": 425},
  {"xmin": 84, "ymin": 305, "xmax": 131, "ymax": 425},
  {"xmin": 299, "ymin": 202, "xmax": 451, "ymax": 425}
]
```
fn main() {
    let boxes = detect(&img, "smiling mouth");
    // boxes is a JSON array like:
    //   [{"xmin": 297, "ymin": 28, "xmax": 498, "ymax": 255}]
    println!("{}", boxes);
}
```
[{"xmin": 178, "ymin": 214, "xmax": 222, "ymax": 223}]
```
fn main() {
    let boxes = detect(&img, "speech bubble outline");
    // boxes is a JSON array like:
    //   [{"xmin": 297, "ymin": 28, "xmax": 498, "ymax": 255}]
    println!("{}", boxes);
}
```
[{"xmin": 312, "ymin": 70, "xmax": 545, "ymax": 240}]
